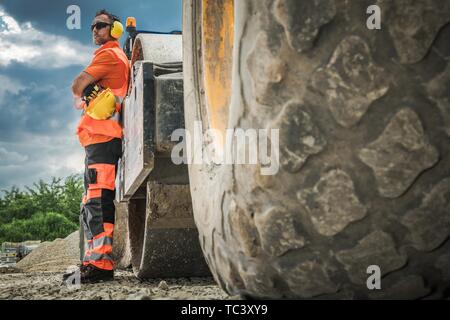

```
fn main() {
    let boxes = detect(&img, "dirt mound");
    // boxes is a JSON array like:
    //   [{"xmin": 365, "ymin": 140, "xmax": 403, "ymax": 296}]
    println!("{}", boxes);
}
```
[{"xmin": 16, "ymin": 231, "xmax": 80, "ymax": 273}]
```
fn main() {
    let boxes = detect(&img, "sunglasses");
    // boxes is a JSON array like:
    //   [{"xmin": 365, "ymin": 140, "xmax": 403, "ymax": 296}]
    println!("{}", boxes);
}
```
[{"xmin": 90, "ymin": 22, "xmax": 111, "ymax": 31}]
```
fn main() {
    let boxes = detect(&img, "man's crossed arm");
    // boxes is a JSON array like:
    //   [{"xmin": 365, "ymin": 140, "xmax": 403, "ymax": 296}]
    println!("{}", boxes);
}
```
[{"xmin": 72, "ymin": 71, "xmax": 96, "ymax": 97}]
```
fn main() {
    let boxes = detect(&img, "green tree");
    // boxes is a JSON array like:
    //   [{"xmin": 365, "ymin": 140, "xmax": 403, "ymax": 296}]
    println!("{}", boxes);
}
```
[
  {"xmin": 0, "ymin": 212, "xmax": 78, "ymax": 243},
  {"xmin": 60, "ymin": 175, "xmax": 84, "ymax": 223},
  {"xmin": 0, "ymin": 175, "xmax": 83, "ymax": 242},
  {"xmin": 0, "ymin": 187, "xmax": 38, "ymax": 224}
]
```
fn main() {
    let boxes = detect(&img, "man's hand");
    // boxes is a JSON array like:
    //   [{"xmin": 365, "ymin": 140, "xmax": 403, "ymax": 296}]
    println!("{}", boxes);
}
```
[
  {"xmin": 82, "ymin": 84, "xmax": 103, "ymax": 106},
  {"xmin": 72, "ymin": 71, "xmax": 96, "ymax": 97}
]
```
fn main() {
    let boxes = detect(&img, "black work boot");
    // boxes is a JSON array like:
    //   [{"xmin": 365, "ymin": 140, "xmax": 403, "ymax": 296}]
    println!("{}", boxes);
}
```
[
  {"xmin": 62, "ymin": 264, "xmax": 88, "ymax": 281},
  {"xmin": 80, "ymin": 264, "xmax": 114, "ymax": 283}
]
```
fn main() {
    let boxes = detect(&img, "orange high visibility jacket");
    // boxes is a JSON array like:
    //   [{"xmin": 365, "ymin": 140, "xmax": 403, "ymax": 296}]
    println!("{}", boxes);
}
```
[{"xmin": 76, "ymin": 41, "xmax": 130, "ymax": 147}]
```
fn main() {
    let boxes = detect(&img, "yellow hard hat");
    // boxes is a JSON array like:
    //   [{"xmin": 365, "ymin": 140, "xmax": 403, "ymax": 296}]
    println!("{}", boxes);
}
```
[{"xmin": 85, "ymin": 88, "xmax": 116, "ymax": 120}]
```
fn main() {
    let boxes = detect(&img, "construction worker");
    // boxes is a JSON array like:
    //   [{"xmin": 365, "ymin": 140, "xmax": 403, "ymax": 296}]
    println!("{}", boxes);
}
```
[{"xmin": 63, "ymin": 9, "xmax": 129, "ymax": 283}]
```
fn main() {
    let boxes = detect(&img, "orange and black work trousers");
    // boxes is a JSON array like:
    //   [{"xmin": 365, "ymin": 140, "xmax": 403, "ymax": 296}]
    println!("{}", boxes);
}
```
[{"xmin": 80, "ymin": 138, "xmax": 122, "ymax": 270}]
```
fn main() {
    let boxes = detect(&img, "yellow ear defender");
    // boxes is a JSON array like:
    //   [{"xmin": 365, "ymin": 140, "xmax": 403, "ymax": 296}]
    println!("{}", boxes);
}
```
[{"xmin": 110, "ymin": 20, "xmax": 124, "ymax": 39}]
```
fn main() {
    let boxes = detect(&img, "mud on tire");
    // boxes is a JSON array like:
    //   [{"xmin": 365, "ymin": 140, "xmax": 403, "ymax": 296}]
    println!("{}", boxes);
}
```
[{"xmin": 183, "ymin": 0, "xmax": 450, "ymax": 299}]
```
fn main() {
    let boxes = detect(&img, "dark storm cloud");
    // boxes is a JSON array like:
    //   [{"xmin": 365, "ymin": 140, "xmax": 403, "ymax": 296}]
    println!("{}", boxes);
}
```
[
  {"xmin": 1, "ymin": 64, "xmax": 82, "ymax": 88},
  {"xmin": 0, "ymin": 73, "xmax": 79, "ymax": 140}
]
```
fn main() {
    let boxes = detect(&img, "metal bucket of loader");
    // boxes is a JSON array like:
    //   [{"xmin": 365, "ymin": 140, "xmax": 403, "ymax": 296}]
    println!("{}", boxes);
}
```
[{"xmin": 113, "ymin": 33, "xmax": 211, "ymax": 278}]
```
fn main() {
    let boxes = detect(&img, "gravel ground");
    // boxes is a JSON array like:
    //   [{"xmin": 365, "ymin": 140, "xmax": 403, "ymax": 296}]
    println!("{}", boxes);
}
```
[
  {"xmin": 1, "ymin": 231, "xmax": 231, "ymax": 300},
  {"xmin": 0, "ymin": 270, "xmax": 230, "ymax": 300}
]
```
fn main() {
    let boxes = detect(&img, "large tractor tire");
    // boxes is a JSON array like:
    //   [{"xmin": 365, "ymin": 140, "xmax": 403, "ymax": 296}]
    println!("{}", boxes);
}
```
[{"xmin": 183, "ymin": 0, "xmax": 450, "ymax": 299}]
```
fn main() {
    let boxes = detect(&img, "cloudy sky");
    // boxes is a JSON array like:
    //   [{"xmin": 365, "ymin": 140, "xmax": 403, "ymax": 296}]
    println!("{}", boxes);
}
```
[{"xmin": 0, "ymin": 0, "xmax": 181, "ymax": 193}]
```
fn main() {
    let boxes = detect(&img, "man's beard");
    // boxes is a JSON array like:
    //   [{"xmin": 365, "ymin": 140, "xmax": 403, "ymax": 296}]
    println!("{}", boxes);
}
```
[{"xmin": 94, "ymin": 37, "xmax": 107, "ymax": 46}]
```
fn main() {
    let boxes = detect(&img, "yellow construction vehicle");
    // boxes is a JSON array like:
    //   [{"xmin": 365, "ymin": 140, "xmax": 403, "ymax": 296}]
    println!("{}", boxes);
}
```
[{"xmin": 80, "ymin": 1, "xmax": 450, "ymax": 299}]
